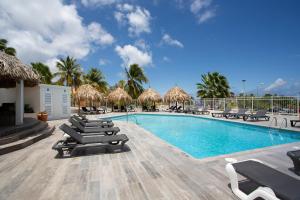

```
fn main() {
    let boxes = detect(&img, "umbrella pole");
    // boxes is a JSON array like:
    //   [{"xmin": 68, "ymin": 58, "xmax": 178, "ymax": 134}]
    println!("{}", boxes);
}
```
[
  {"xmin": 78, "ymin": 98, "xmax": 80, "ymax": 114},
  {"xmin": 183, "ymin": 101, "xmax": 185, "ymax": 110}
]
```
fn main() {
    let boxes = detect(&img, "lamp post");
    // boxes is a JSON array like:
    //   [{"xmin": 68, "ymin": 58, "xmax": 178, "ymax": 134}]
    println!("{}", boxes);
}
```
[
  {"xmin": 242, "ymin": 80, "xmax": 246, "ymax": 96},
  {"xmin": 242, "ymin": 80, "xmax": 246, "ymax": 108}
]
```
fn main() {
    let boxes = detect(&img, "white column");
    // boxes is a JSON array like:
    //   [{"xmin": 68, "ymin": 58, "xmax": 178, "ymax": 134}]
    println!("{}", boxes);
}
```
[{"xmin": 15, "ymin": 80, "xmax": 24, "ymax": 125}]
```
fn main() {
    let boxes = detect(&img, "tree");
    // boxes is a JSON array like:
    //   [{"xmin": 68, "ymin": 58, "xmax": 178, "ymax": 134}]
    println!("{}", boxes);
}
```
[
  {"xmin": 125, "ymin": 64, "xmax": 148, "ymax": 99},
  {"xmin": 54, "ymin": 56, "xmax": 81, "ymax": 88},
  {"xmin": 117, "ymin": 80, "xmax": 126, "ymax": 89},
  {"xmin": 0, "ymin": 39, "xmax": 16, "ymax": 56},
  {"xmin": 31, "ymin": 62, "xmax": 53, "ymax": 84},
  {"xmin": 84, "ymin": 67, "xmax": 108, "ymax": 93},
  {"xmin": 196, "ymin": 72, "xmax": 230, "ymax": 98}
]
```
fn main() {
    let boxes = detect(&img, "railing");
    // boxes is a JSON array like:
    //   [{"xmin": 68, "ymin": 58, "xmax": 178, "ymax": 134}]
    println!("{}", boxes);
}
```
[{"xmin": 193, "ymin": 96, "xmax": 299, "ymax": 116}]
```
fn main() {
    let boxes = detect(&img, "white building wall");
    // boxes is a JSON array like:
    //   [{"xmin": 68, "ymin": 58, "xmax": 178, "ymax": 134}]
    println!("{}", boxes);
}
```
[
  {"xmin": 39, "ymin": 84, "xmax": 71, "ymax": 120},
  {"xmin": 0, "ymin": 84, "xmax": 71, "ymax": 120},
  {"xmin": 24, "ymin": 86, "xmax": 40, "ymax": 113}
]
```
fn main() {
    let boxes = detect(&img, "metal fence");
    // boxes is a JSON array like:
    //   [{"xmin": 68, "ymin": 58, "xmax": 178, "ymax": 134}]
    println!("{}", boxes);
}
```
[{"xmin": 193, "ymin": 96, "xmax": 300, "ymax": 116}]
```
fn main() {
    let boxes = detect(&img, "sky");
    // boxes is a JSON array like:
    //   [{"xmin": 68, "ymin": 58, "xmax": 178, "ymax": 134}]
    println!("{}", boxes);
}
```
[{"xmin": 1, "ymin": 0, "xmax": 300, "ymax": 97}]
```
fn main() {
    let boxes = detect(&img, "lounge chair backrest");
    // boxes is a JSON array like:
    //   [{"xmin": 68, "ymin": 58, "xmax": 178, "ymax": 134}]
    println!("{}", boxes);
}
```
[
  {"xmin": 72, "ymin": 115, "xmax": 87, "ymax": 125},
  {"xmin": 59, "ymin": 124, "xmax": 83, "ymax": 143},
  {"xmin": 256, "ymin": 110, "xmax": 267, "ymax": 116},
  {"xmin": 82, "ymin": 107, "xmax": 89, "ymax": 112},
  {"xmin": 69, "ymin": 117, "xmax": 85, "ymax": 132}
]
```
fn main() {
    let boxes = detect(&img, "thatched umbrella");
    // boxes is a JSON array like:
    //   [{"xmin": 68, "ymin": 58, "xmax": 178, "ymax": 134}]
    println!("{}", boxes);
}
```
[
  {"xmin": 138, "ymin": 88, "xmax": 162, "ymax": 104},
  {"xmin": 107, "ymin": 87, "xmax": 132, "ymax": 108},
  {"xmin": 0, "ymin": 52, "xmax": 39, "ymax": 88},
  {"xmin": 164, "ymin": 86, "xmax": 190, "ymax": 109},
  {"xmin": 75, "ymin": 84, "xmax": 103, "ymax": 108},
  {"xmin": 0, "ymin": 52, "xmax": 40, "ymax": 125}
]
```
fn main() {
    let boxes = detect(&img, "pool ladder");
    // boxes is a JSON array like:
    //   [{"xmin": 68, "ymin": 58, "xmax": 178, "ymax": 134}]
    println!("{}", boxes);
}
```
[
  {"xmin": 126, "ymin": 111, "xmax": 139, "ymax": 124},
  {"xmin": 268, "ymin": 117, "xmax": 288, "ymax": 142},
  {"xmin": 268, "ymin": 117, "xmax": 288, "ymax": 129}
]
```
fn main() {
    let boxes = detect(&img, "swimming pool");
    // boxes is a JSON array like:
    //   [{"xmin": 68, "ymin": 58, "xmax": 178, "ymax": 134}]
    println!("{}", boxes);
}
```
[{"xmin": 109, "ymin": 114, "xmax": 300, "ymax": 158}]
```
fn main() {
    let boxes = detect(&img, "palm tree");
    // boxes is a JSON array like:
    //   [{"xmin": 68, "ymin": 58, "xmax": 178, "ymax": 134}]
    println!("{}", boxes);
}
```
[
  {"xmin": 84, "ymin": 67, "xmax": 108, "ymax": 93},
  {"xmin": 117, "ymin": 80, "xmax": 126, "ymax": 89},
  {"xmin": 54, "ymin": 56, "xmax": 81, "ymax": 88},
  {"xmin": 125, "ymin": 64, "xmax": 148, "ymax": 99},
  {"xmin": 196, "ymin": 72, "xmax": 230, "ymax": 98},
  {"xmin": 31, "ymin": 62, "xmax": 53, "ymax": 84},
  {"xmin": 0, "ymin": 39, "xmax": 16, "ymax": 56}
]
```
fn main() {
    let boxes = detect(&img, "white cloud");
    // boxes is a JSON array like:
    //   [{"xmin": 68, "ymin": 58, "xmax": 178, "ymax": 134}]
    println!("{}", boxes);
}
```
[
  {"xmin": 134, "ymin": 39, "xmax": 149, "ymax": 50},
  {"xmin": 197, "ymin": 9, "xmax": 216, "ymax": 23},
  {"xmin": 190, "ymin": 0, "xmax": 216, "ymax": 24},
  {"xmin": 117, "ymin": 3, "xmax": 134, "ymax": 11},
  {"xmin": 190, "ymin": 0, "xmax": 211, "ymax": 14},
  {"xmin": 115, "ymin": 44, "xmax": 152, "ymax": 68},
  {"xmin": 87, "ymin": 22, "xmax": 115, "ymax": 45},
  {"xmin": 45, "ymin": 58, "xmax": 60, "ymax": 73},
  {"xmin": 161, "ymin": 34, "xmax": 184, "ymax": 48},
  {"xmin": 81, "ymin": 0, "xmax": 118, "ymax": 7},
  {"xmin": 163, "ymin": 56, "xmax": 170, "ymax": 62},
  {"xmin": 0, "ymin": 0, "xmax": 114, "ymax": 72},
  {"xmin": 265, "ymin": 78, "xmax": 287, "ymax": 92},
  {"xmin": 115, "ymin": 4, "xmax": 151, "ymax": 36},
  {"xmin": 99, "ymin": 58, "xmax": 110, "ymax": 66}
]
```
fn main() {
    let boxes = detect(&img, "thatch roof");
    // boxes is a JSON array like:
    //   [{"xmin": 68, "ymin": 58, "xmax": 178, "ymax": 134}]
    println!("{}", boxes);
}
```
[
  {"xmin": 137, "ymin": 88, "xmax": 162, "ymax": 104},
  {"xmin": 164, "ymin": 86, "xmax": 190, "ymax": 103},
  {"xmin": 75, "ymin": 84, "xmax": 103, "ymax": 101},
  {"xmin": 0, "ymin": 52, "xmax": 39, "ymax": 88},
  {"xmin": 107, "ymin": 87, "xmax": 132, "ymax": 104}
]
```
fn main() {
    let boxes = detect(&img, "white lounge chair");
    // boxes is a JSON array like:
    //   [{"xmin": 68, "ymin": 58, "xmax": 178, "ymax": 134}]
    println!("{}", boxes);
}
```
[{"xmin": 225, "ymin": 159, "xmax": 292, "ymax": 200}]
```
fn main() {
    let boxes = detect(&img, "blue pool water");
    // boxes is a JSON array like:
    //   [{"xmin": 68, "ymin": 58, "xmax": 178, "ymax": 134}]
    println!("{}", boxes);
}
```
[{"xmin": 109, "ymin": 114, "xmax": 300, "ymax": 158}]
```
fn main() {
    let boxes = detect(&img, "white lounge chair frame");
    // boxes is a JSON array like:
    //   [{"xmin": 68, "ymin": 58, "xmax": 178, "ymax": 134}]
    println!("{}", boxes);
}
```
[{"xmin": 225, "ymin": 159, "xmax": 280, "ymax": 200}]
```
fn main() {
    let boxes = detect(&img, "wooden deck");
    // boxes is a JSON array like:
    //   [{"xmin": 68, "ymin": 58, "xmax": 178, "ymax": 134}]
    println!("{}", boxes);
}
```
[{"xmin": 0, "ymin": 118, "xmax": 300, "ymax": 200}]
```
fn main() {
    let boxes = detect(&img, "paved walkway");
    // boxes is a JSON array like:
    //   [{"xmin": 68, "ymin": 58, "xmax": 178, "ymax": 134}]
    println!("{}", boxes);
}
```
[{"xmin": 0, "ymin": 113, "xmax": 300, "ymax": 200}]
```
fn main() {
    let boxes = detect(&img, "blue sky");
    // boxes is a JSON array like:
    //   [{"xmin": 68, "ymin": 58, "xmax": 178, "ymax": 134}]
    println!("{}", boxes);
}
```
[{"xmin": 1, "ymin": 0, "xmax": 300, "ymax": 96}]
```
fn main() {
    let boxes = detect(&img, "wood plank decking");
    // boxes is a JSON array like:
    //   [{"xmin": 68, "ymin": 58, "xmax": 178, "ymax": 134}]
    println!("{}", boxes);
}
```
[{"xmin": 0, "ymin": 118, "xmax": 300, "ymax": 200}]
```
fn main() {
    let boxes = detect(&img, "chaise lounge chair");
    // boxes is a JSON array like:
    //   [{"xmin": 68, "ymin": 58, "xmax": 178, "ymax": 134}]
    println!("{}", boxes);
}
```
[
  {"xmin": 72, "ymin": 115, "xmax": 114, "ymax": 128},
  {"xmin": 91, "ymin": 106, "xmax": 106, "ymax": 114},
  {"xmin": 225, "ymin": 109, "xmax": 248, "ymax": 119},
  {"xmin": 69, "ymin": 117, "xmax": 119, "ymax": 134},
  {"xmin": 226, "ymin": 159, "xmax": 300, "ymax": 200},
  {"xmin": 52, "ymin": 124, "xmax": 129, "ymax": 157},
  {"xmin": 81, "ymin": 106, "xmax": 90, "ymax": 114},
  {"xmin": 287, "ymin": 150, "xmax": 300, "ymax": 176},
  {"xmin": 126, "ymin": 105, "xmax": 136, "ymax": 112},
  {"xmin": 166, "ymin": 105, "xmax": 176, "ymax": 112},
  {"xmin": 290, "ymin": 120, "xmax": 300, "ymax": 127},
  {"xmin": 194, "ymin": 107, "xmax": 210, "ymax": 115},
  {"xmin": 211, "ymin": 108, "xmax": 231, "ymax": 117},
  {"xmin": 175, "ymin": 106, "xmax": 183, "ymax": 113},
  {"xmin": 243, "ymin": 110, "xmax": 270, "ymax": 121},
  {"xmin": 77, "ymin": 113, "xmax": 112, "ymax": 123}
]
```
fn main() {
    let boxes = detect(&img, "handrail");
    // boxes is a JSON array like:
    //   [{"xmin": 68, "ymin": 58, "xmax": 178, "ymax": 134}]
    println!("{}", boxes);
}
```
[
  {"xmin": 269, "ymin": 117, "xmax": 278, "ymax": 128},
  {"xmin": 279, "ymin": 118, "xmax": 288, "ymax": 129}
]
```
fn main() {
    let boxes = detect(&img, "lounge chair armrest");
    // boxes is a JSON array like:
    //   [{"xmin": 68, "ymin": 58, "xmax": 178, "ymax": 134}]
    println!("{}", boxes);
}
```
[
  {"xmin": 226, "ymin": 160, "xmax": 279, "ymax": 200},
  {"xmin": 247, "ymin": 187, "xmax": 279, "ymax": 200}
]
